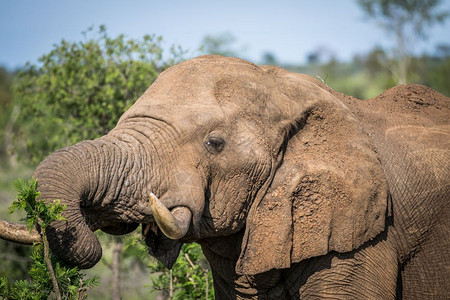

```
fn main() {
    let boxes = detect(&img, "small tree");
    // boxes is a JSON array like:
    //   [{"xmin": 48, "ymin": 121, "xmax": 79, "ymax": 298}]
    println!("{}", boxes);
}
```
[
  {"xmin": 0, "ymin": 179, "xmax": 99, "ymax": 299},
  {"xmin": 357, "ymin": 0, "xmax": 448, "ymax": 84}
]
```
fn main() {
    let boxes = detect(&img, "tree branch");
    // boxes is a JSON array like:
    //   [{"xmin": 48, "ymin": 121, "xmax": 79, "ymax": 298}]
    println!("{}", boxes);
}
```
[
  {"xmin": 41, "ymin": 226, "xmax": 62, "ymax": 300},
  {"xmin": 184, "ymin": 253, "xmax": 197, "ymax": 269},
  {"xmin": 169, "ymin": 269, "xmax": 174, "ymax": 300},
  {"xmin": 112, "ymin": 240, "xmax": 123, "ymax": 300},
  {"xmin": 0, "ymin": 219, "xmax": 41, "ymax": 245}
]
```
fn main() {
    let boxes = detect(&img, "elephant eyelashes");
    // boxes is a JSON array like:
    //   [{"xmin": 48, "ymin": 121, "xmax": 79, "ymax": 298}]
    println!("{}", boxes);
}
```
[{"xmin": 205, "ymin": 136, "xmax": 226, "ymax": 154}]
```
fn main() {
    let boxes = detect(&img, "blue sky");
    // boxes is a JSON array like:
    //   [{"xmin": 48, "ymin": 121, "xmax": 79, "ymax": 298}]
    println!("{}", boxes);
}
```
[{"xmin": 1, "ymin": 0, "xmax": 449, "ymax": 69}]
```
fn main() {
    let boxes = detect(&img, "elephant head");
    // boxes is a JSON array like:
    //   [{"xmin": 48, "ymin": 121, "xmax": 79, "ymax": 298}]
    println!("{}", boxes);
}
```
[{"xmin": 33, "ymin": 55, "xmax": 388, "ymax": 274}]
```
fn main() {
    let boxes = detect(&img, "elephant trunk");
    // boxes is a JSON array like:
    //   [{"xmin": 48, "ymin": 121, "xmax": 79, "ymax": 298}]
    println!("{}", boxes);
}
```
[
  {"xmin": 34, "ymin": 142, "xmax": 101, "ymax": 268},
  {"xmin": 33, "ymin": 136, "xmax": 154, "ymax": 268},
  {"xmin": 33, "ymin": 118, "xmax": 203, "ymax": 269}
]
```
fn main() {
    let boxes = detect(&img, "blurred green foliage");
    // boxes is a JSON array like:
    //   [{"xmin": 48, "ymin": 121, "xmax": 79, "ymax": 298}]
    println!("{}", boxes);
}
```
[
  {"xmin": 93, "ymin": 231, "xmax": 214, "ymax": 299},
  {"xmin": 200, "ymin": 32, "xmax": 246, "ymax": 57},
  {"xmin": 0, "ymin": 66, "xmax": 14, "ymax": 160},
  {"xmin": 356, "ymin": 0, "xmax": 448, "ymax": 84},
  {"xmin": 357, "ymin": 0, "xmax": 448, "ymax": 36},
  {"xmin": 147, "ymin": 243, "xmax": 214, "ymax": 300},
  {"xmin": 285, "ymin": 45, "xmax": 450, "ymax": 99},
  {"xmin": 11, "ymin": 25, "xmax": 185, "ymax": 166}
]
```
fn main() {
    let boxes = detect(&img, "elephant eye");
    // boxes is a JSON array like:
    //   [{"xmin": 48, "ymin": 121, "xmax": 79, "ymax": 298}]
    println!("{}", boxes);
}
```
[{"xmin": 205, "ymin": 137, "xmax": 226, "ymax": 154}]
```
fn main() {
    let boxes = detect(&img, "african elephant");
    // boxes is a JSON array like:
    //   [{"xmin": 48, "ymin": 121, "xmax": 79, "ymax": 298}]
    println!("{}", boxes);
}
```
[{"xmin": 30, "ymin": 55, "xmax": 449, "ymax": 299}]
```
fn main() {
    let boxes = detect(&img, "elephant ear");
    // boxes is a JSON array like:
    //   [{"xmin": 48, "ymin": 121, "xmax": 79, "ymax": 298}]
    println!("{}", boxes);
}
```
[{"xmin": 236, "ymin": 70, "xmax": 389, "ymax": 275}]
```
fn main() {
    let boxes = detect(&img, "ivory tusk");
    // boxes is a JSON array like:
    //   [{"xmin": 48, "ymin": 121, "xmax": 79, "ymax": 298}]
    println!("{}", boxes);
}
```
[{"xmin": 149, "ymin": 193, "xmax": 192, "ymax": 240}]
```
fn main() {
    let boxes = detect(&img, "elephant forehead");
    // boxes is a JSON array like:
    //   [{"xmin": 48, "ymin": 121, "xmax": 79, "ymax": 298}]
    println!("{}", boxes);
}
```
[
  {"xmin": 125, "ymin": 70, "xmax": 280, "ymax": 123},
  {"xmin": 213, "ymin": 76, "xmax": 273, "ymax": 108},
  {"xmin": 121, "ymin": 55, "xmax": 312, "ymax": 128},
  {"xmin": 134, "ymin": 59, "xmax": 266, "ymax": 104}
]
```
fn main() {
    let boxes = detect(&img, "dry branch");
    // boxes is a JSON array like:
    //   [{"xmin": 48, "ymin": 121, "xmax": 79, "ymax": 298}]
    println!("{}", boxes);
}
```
[{"xmin": 0, "ymin": 219, "xmax": 41, "ymax": 245}]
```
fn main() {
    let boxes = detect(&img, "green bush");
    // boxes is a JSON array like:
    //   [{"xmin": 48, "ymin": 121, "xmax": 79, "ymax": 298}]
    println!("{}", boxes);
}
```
[{"xmin": 0, "ymin": 179, "xmax": 99, "ymax": 300}]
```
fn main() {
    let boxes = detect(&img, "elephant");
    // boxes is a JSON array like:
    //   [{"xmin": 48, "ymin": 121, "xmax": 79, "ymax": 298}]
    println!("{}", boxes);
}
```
[{"xmin": 29, "ymin": 55, "xmax": 448, "ymax": 299}]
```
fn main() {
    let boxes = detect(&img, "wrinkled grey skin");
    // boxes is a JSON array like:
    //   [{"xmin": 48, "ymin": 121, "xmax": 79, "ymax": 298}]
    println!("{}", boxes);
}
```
[{"xmin": 34, "ymin": 56, "xmax": 449, "ymax": 299}]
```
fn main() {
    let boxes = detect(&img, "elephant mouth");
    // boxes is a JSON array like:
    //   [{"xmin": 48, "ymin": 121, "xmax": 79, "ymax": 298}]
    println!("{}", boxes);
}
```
[
  {"xmin": 142, "ymin": 193, "xmax": 194, "ymax": 268},
  {"xmin": 148, "ymin": 193, "xmax": 192, "ymax": 240},
  {"xmin": 142, "ymin": 221, "xmax": 183, "ymax": 268}
]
